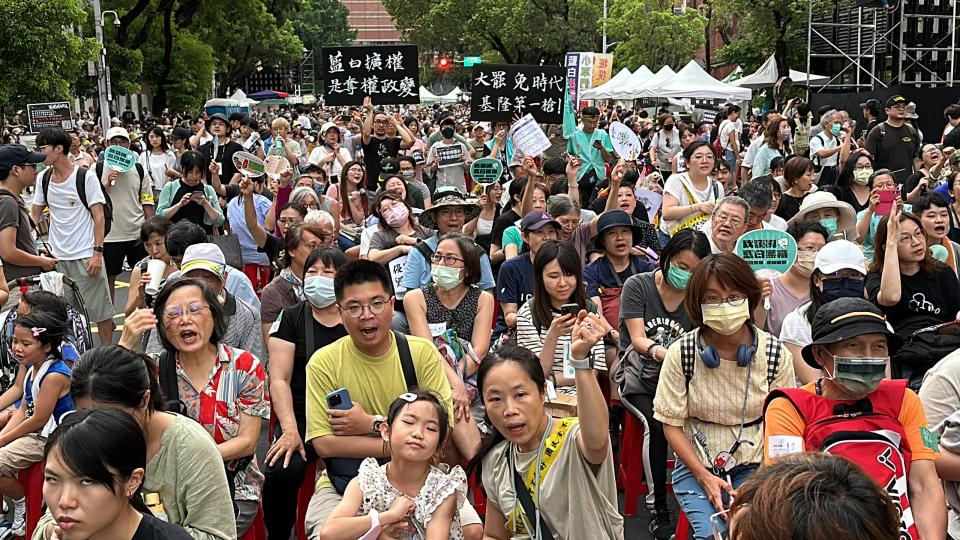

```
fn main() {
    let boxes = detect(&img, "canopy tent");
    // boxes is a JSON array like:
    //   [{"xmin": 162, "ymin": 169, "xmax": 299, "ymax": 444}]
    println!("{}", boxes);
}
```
[
  {"xmin": 419, "ymin": 86, "xmax": 464, "ymax": 104},
  {"xmin": 581, "ymin": 68, "xmax": 632, "ymax": 100},
  {"xmin": 204, "ymin": 89, "xmax": 257, "ymax": 116},
  {"xmin": 730, "ymin": 54, "xmax": 830, "ymax": 88},
  {"xmin": 605, "ymin": 65, "xmax": 655, "ymax": 100},
  {"xmin": 627, "ymin": 65, "xmax": 677, "ymax": 99},
  {"xmin": 651, "ymin": 60, "xmax": 752, "ymax": 101},
  {"xmin": 247, "ymin": 89, "xmax": 289, "ymax": 100}
]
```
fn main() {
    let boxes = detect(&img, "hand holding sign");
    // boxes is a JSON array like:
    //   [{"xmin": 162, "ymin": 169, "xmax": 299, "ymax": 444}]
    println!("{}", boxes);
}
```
[
  {"xmin": 735, "ymin": 229, "xmax": 798, "ymax": 310},
  {"xmin": 470, "ymin": 158, "xmax": 504, "ymax": 183},
  {"xmin": 608, "ymin": 121, "xmax": 642, "ymax": 161},
  {"xmin": 103, "ymin": 146, "xmax": 137, "ymax": 173}
]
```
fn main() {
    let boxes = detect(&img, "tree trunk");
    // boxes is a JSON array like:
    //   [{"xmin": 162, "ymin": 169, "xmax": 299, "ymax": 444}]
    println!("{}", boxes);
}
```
[
  {"xmin": 772, "ymin": 10, "xmax": 789, "ymax": 77},
  {"xmin": 704, "ymin": 2, "xmax": 713, "ymax": 71},
  {"xmin": 152, "ymin": 0, "xmax": 176, "ymax": 112}
]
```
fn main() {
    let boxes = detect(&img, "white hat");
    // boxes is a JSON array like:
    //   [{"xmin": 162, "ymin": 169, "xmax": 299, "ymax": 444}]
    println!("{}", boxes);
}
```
[
  {"xmin": 788, "ymin": 191, "xmax": 859, "ymax": 242},
  {"xmin": 814, "ymin": 239, "xmax": 867, "ymax": 275},
  {"xmin": 179, "ymin": 243, "xmax": 226, "ymax": 281},
  {"xmin": 105, "ymin": 126, "xmax": 130, "ymax": 141}
]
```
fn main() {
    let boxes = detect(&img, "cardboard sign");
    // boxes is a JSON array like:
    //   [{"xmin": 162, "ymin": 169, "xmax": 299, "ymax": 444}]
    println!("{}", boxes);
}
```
[
  {"xmin": 103, "ymin": 145, "xmax": 137, "ymax": 172},
  {"xmin": 470, "ymin": 158, "xmax": 504, "ymax": 183},
  {"xmin": 232, "ymin": 151, "xmax": 265, "ymax": 177},
  {"xmin": 26, "ymin": 102, "xmax": 72, "ymax": 134},
  {"xmin": 609, "ymin": 121, "xmax": 642, "ymax": 161},
  {"xmin": 263, "ymin": 155, "xmax": 292, "ymax": 180},
  {"xmin": 509, "ymin": 114, "xmax": 551, "ymax": 157},
  {"xmin": 435, "ymin": 143, "xmax": 464, "ymax": 168},
  {"xmin": 321, "ymin": 45, "xmax": 420, "ymax": 105},
  {"xmin": 735, "ymin": 229, "xmax": 798, "ymax": 274},
  {"xmin": 471, "ymin": 64, "xmax": 565, "ymax": 123}
]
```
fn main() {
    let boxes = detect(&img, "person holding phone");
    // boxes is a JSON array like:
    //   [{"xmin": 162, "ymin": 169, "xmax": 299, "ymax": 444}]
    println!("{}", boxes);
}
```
[
  {"xmin": 155, "ymin": 150, "xmax": 224, "ymax": 235},
  {"xmin": 308, "ymin": 122, "xmax": 351, "ymax": 182},
  {"xmin": 856, "ymin": 169, "xmax": 907, "ymax": 263},
  {"xmin": 515, "ymin": 241, "xmax": 609, "ymax": 394}
]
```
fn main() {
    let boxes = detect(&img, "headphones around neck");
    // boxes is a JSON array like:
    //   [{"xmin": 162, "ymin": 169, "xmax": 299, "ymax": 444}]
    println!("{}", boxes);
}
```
[{"xmin": 697, "ymin": 326, "xmax": 758, "ymax": 368}]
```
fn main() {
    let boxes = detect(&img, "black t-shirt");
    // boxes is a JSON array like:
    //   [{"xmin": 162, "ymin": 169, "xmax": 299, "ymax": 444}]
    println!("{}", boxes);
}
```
[
  {"xmin": 257, "ymin": 231, "xmax": 283, "ymax": 265},
  {"xmin": 827, "ymin": 185, "xmax": 868, "ymax": 213},
  {"xmin": 864, "ymin": 122, "xmax": 921, "ymax": 184},
  {"xmin": 170, "ymin": 182, "xmax": 211, "ymax": 234},
  {"xmin": 866, "ymin": 264, "xmax": 960, "ymax": 335},
  {"xmin": 945, "ymin": 127, "xmax": 960, "ymax": 150},
  {"xmin": 131, "ymin": 513, "xmax": 193, "ymax": 540},
  {"xmin": 775, "ymin": 192, "xmax": 807, "ymax": 221},
  {"xmin": 198, "ymin": 140, "xmax": 243, "ymax": 186},
  {"xmin": 270, "ymin": 302, "xmax": 348, "ymax": 433},
  {"xmin": 491, "ymin": 208, "xmax": 521, "ymax": 249},
  {"xmin": 361, "ymin": 136, "xmax": 401, "ymax": 190}
]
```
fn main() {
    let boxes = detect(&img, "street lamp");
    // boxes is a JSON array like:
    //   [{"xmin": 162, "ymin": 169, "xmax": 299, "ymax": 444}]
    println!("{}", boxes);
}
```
[{"xmin": 92, "ymin": 2, "xmax": 119, "ymax": 133}]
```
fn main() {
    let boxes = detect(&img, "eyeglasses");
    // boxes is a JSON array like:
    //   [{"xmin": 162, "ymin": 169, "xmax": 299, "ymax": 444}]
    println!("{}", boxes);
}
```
[
  {"xmin": 797, "ymin": 246, "xmax": 820, "ymax": 253},
  {"xmin": 347, "ymin": 167, "xmax": 364, "ymax": 174},
  {"xmin": 431, "ymin": 253, "xmax": 465, "ymax": 265},
  {"xmin": 340, "ymin": 297, "xmax": 390, "ymax": 318},
  {"xmin": 821, "ymin": 271, "xmax": 864, "ymax": 281},
  {"xmin": 702, "ymin": 294, "xmax": 748, "ymax": 306},
  {"xmin": 690, "ymin": 153, "xmax": 715, "ymax": 162},
  {"xmin": 36, "ymin": 145, "xmax": 50, "ymax": 152},
  {"xmin": 890, "ymin": 104, "xmax": 907, "ymax": 111},
  {"xmin": 854, "ymin": 164, "xmax": 873, "ymax": 170},
  {"xmin": 17, "ymin": 163, "xmax": 37, "ymax": 170},
  {"xmin": 163, "ymin": 302, "xmax": 210, "ymax": 322},
  {"xmin": 714, "ymin": 213, "xmax": 744, "ymax": 227},
  {"xmin": 278, "ymin": 217, "xmax": 302, "ymax": 226},
  {"xmin": 898, "ymin": 230, "xmax": 925, "ymax": 244}
]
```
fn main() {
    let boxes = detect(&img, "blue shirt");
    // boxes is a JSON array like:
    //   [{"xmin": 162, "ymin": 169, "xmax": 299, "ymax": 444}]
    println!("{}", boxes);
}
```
[
  {"xmin": 400, "ymin": 235, "xmax": 495, "ymax": 292},
  {"xmin": 493, "ymin": 254, "xmax": 535, "ymax": 339},
  {"xmin": 583, "ymin": 255, "xmax": 656, "ymax": 297},
  {"xmin": 226, "ymin": 193, "xmax": 272, "ymax": 266}
]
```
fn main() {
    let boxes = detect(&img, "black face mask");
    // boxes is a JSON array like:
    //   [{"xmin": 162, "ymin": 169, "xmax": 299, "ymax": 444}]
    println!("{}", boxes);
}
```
[
  {"xmin": 822, "ymin": 278, "xmax": 866, "ymax": 302},
  {"xmin": 639, "ymin": 129, "xmax": 651, "ymax": 138},
  {"xmin": 663, "ymin": 124, "xmax": 675, "ymax": 131},
  {"xmin": 441, "ymin": 127, "xmax": 455, "ymax": 139}
]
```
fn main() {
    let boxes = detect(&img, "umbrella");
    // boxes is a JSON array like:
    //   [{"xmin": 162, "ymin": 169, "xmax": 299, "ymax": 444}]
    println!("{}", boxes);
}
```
[{"xmin": 247, "ymin": 89, "xmax": 290, "ymax": 100}]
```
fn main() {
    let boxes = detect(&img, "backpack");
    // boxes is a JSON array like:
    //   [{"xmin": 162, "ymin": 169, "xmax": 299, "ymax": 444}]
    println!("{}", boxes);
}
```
[
  {"xmin": 678, "ymin": 328, "xmax": 783, "ymax": 390},
  {"xmin": 40, "ymin": 166, "xmax": 115, "ymax": 237},
  {"xmin": 712, "ymin": 120, "xmax": 727, "ymax": 158},
  {"xmin": 763, "ymin": 379, "xmax": 918, "ymax": 539}
]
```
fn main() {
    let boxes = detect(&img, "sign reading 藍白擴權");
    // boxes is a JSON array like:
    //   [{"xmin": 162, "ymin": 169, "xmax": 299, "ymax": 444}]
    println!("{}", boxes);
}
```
[
  {"xmin": 27, "ymin": 102, "xmax": 72, "ymax": 134},
  {"xmin": 321, "ymin": 45, "xmax": 420, "ymax": 106},
  {"xmin": 470, "ymin": 158, "xmax": 504, "ymax": 183},
  {"xmin": 471, "ymin": 65, "xmax": 565, "ymax": 124}
]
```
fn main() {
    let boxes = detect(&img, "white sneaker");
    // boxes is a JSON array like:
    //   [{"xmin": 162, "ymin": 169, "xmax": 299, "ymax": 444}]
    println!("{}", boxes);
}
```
[{"xmin": 10, "ymin": 499, "xmax": 25, "ymax": 537}]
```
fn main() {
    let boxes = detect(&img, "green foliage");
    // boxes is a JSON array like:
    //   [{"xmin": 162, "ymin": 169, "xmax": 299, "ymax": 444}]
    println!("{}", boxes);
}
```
[
  {"xmin": 607, "ymin": 0, "xmax": 706, "ymax": 70},
  {"xmin": 290, "ymin": 0, "xmax": 356, "ymax": 53},
  {"xmin": 141, "ymin": 28, "xmax": 214, "ymax": 111},
  {"xmin": 0, "ymin": 0, "xmax": 98, "ymax": 109}
]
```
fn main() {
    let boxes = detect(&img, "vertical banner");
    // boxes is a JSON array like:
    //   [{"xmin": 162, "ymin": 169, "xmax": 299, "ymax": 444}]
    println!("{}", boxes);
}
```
[
  {"xmin": 591, "ymin": 53, "xmax": 614, "ymax": 88},
  {"xmin": 578, "ymin": 53, "xmax": 595, "ymax": 108},
  {"xmin": 320, "ymin": 45, "xmax": 420, "ymax": 105},
  {"xmin": 565, "ymin": 52, "xmax": 581, "ymax": 110},
  {"xmin": 470, "ymin": 65, "xmax": 566, "ymax": 124}
]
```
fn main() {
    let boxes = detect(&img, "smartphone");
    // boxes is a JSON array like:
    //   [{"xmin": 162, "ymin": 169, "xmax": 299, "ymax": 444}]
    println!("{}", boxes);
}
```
[
  {"xmin": 560, "ymin": 303, "xmax": 580, "ymax": 317},
  {"xmin": 326, "ymin": 388, "xmax": 352, "ymax": 410},
  {"xmin": 859, "ymin": 129, "xmax": 867, "ymax": 141},
  {"xmin": 877, "ymin": 189, "xmax": 897, "ymax": 216}
]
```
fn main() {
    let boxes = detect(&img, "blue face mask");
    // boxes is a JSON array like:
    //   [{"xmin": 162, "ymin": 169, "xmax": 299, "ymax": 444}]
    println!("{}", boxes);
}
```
[
  {"xmin": 821, "ymin": 277, "xmax": 865, "ymax": 302},
  {"xmin": 666, "ymin": 265, "xmax": 692, "ymax": 289},
  {"xmin": 820, "ymin": 217, "xmax": 838, "ymax": 235},
  {"xmin": 303, "ymin": 276, "xmax": 336, "ymax": 308}
]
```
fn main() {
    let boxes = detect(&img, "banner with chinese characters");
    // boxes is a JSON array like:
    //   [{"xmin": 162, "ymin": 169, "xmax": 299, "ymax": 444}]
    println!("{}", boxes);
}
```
[
  {"xmin": 563, "ymin": 52, "xmax": 613, "ymax": 108},
  {"xmin": 321, "ymin": 45, "xmax": 420, "ymax": 105},
  {"xmin": 591, "ymin": 53, "xmax": 614, "ymax": 88},
  {"xmin": 470, "ymin": 65, "xmax": 566, "ymax": 124}
]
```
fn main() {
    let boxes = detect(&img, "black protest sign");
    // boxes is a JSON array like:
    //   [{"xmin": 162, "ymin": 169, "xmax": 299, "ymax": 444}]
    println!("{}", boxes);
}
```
[
  {"xmin": 471, "ymin": 65, "xmax": 565, "ymax": 124},
  {"xmin": 27, "ymin": 102, "xmax": 72, "ymax": 134},
  {"xmin": 435, "ymin": 143, "xmax": 464, "ymax": 168},
  {"xmin": 321, "ymin": 45, "xmax": 420, "ymax": 106}
]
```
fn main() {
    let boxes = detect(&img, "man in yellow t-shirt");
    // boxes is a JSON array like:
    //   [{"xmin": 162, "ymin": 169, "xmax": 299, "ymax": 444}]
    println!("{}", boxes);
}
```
[
  {"xmin": 301, "ymin": 260, "xmax": 481, "ymax": 540},
  {"xmin": 763, "ymin": 298, "xmax": 945, "ymax": 540}
]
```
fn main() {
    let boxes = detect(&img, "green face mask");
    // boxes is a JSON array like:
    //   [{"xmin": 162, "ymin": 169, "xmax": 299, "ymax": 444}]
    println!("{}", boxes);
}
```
[
  {"xmin": 820, "ymin": 217, "xmax": 838, "ymax": 235},
  {"xmin": 666, "ymin": 265, "xmax": 692, "ymax": 289},
  {"xmin": 828, "ymin": 356, "xmax": 888, "ymax": 395},
  {"xmin": 430, "ymin": 264, "xmax": 462, "ymax": 291}
]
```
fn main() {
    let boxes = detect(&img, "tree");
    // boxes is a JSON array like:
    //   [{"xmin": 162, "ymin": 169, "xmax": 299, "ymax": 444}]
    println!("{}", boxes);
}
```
[
  {"xmin": 606, "ymin": 0, "xmax": 706, "ymax": 70},
  {"xmin": 383, "ymin": 0, "xmax": 601, "ymax": 65},
  {"xmin": 289, "ymin": 0, "xmax": 356, "ymax": 53},
  {"xmin": 0, "ymin": 0, "xmax": 98, "ymax": 110}
]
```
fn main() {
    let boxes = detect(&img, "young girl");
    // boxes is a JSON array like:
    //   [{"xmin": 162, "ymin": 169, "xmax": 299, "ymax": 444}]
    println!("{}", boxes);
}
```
[
  {"xmin": 1, "ymin": 312, "xmax": 74, "ymax": 537},
  {"xmin": 43, "ymin": 408, "xmax": 192, "ymax": 540},
  {"xmin": 321, "ymin": 391, "xmax": 466, "ymax": 540}
]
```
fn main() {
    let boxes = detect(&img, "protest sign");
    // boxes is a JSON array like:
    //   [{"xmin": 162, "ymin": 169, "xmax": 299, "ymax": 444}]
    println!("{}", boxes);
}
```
[
  {"xmin": 471, "ymin": 65, "xmax": 565, "ymax": 124},
  {"xmin": 609, "ymin": 121, "xmax": 642, "ymax": 161},
  {"xmin": 103, "ymin": 146, "xmax": 137, "ymax": 172},
  {"xmin": 26, "ymin": 102, "xmax": 72, "ymax": 134},
  {"xmin": 264, "ymin": 155, "xmax": 292, "ymax": 180},
  {"xmin": 735, "ymin": 229, "xmax": 798, "ymax": 274},
  {"xmin": 470, "ymin": 158, "xmax": 504, "ymax": 183},
  {"xmin": 435, "ymin": 143, "xmax": 465, "ymax": 168},
  {"xmin": 635, "ymin": 188, "xmax": 663, "ymax": 223},
  {"xmin": 321, "ymin": 45, "xmax": 420, "ymax": 105},
  {"xmin": 388, "ymin": 255, "xmax": 408, "ymax": 296},
  {"xmin": 509, "ymin": 114, "xmax": 552, "ymax": 157},
  {"xmin": 232, "ymin": 151, "xmax": 265, "ymax": 177}
]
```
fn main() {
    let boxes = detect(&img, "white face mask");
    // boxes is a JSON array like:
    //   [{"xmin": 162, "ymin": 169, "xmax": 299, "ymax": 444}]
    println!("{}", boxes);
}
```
[{"xmin": 794, "ymin": 250, "xmax": 818, "ymax": 276}]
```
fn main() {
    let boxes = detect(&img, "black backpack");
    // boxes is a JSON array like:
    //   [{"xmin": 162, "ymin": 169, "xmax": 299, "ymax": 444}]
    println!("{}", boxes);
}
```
[{"xmin": 41, "ymin": 165, "xmax": 115, "ymax": 237}]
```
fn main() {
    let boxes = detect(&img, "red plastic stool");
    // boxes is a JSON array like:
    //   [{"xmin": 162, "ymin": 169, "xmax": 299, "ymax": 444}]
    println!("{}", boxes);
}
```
[
  {"xmin": 18, "ymin": 460, "xmax": 45, "ymax": 540},
  {"xmin": 619, "ymin": 412, "xmax": 646, "ymax": 517},
  {"xmin": 240, "ymin": 504, "xmax": 266, "ymax": 540},
  {"xmin": 295, "ymin": 460, "xmax": 319, "ymax": 540},
  {"xmin": 468, "ymin": 471, "xmax": 487, "ymax": 518},
  {"xmin": 675, "ymin": 510, "xmax": 691, "ymax": 539}
]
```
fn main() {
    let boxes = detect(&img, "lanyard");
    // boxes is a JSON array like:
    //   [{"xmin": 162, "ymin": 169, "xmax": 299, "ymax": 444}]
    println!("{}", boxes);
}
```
[{"xmin": 509, "ymin": 420, "xmax": 548, "ymax": 539}]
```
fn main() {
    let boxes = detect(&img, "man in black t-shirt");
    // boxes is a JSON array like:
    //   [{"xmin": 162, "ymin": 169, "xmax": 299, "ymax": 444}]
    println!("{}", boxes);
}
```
[
  {"xmin": 864, "ymin": 95, "xmax": 922, "ymax": 185},
  {"xmin": 859, "ymin": 98, "xmax": 882, "ymax": 143},
  {"xmin": 198, "ymin": 113, "xmax": 244, "ymax": 198},
  {"xmin": 360, "ymin": 97, "xmax": 414, "ymax": 190}
]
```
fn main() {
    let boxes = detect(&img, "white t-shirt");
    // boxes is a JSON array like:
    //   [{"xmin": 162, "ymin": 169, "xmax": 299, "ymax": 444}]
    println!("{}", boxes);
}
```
[
  {"xmin": 139, "ymin": 150, "xmax": 176, "ymax": 190},
  {"xmin": 660, "ymin": 172, "xmax": 724, "ymax": 236},
  {"xmin": 33, "ymin": 165, "xmax": 105, "ymax": 261},
  {"xmin": 779, "ymin": 303, "xmax": 812, "ymax": 348},
  {"xmin": 766, "ymin": 214, "xmax": 788, "ymax": 231},
  {"xmin": 742, "ymin": 135, "xmax": 765, "ymax": 168},
  {"xmin": 809, "ymin": 132, "xmax": 839, "ymax": 167},
  {"xmin": 307, "ymin": 145, "xmax": 352, "ymax": 179},
  {"xmin": 718, "ymin": 120, "xmax": 741, "ymax": 151}
]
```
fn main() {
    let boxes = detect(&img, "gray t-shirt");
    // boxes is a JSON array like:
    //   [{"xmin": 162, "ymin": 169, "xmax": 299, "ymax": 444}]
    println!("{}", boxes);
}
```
[
  {"xmin": 368, "ymin": 225, "xmax": 434, "ymax": 252},
  {"xmin": 0, "ymin": 190, "xmax": 40, "ymax": 280},
  {"xmin": 619, "ymin": 271, "xmax": 692, "ymax": 353}
]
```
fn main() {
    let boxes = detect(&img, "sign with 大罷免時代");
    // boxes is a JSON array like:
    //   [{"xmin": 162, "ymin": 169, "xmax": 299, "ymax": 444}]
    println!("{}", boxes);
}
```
[
  {"xmin": 470, "ymin": 65, "xmax": 566, "ymax": 124},
  {"xmin": 321, "ymin": 45, "xmax": 420, "ymax": 106}
]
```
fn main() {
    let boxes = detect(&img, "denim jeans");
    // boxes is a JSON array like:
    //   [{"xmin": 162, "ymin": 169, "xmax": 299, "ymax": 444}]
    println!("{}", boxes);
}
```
[{"xmin": 672, "ymin": 460, "xmax": 758, "ymax": 539}]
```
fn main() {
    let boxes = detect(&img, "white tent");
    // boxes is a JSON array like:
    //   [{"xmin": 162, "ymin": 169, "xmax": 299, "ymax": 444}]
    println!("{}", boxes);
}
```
[
  {"xmin": 627, "ymin": 65, "xmax": 677, "ymax": 99},
  {"xmin": 420, "ymin": 86, "xmax": 463, "ymax": 105},
  {"xmin": 653, "ymin": 60, "xmax": 752, "ymax": 101},
  {"xmin": 605, "ymin": 66, "xmax": 655, "ymax": 100},
  {"xmin": 730, "ymin": 54, "xmax": 829, "ymax": 88},
  {"xmin": 581, "ymin": 68, "xmax": 632, "ymax": 100},
  {"xmin": 204, "ymin": 89, "xmax": 259, "ymax": 109}
]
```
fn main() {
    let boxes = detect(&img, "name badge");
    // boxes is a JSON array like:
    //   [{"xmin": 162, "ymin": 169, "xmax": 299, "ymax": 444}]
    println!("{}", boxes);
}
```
[{"xmin": 428, "ymin": 322, "xmax": 447, "ymax": 337}]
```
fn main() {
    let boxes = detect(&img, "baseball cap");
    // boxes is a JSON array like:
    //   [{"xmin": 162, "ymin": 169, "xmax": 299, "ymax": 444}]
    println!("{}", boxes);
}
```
[
  {"xmin": 885, "ymin": 95, "xmax": 907, "ymax": 108},
  {"xmin": 0, "ymin": 144, "xmax": 47, "ymax": 172},
  {"xmin": 179, "ymin": 243, "xmax": 227, "ymax": 281},
  {"xmin": 379, "ymin": 157, "xmax": 400, "ymax": 179},
  {"xmin": 814, "ymin": 240, "xmax": 867, "ymax": 275},
  {"xmin": 859, "ymin": 98, "xmax": 881, "ymax": 112},
  {"xmin": 801, "ymin": 298, "xmax": 902, "ymax": 368},
  {"xmin": 520, "ymin": 211, "xmax": 560, "ymax": 232},
  {"xmin": 105, "ymin": 127, "xmax": 130, "ymax": 141}
]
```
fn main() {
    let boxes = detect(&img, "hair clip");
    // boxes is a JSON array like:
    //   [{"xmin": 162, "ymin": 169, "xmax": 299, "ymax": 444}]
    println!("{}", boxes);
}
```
[
  {"xmin": 398, "ymin": 392, "xmax": 417, "ymax": 403},
  {"xmin": 30, "ymin": 327, "xmax": 47, "ymax": 338}
]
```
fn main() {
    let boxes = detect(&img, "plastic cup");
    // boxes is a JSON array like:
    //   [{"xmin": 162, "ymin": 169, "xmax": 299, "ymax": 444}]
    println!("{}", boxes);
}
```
[{"xmin": 145, "ymin": 259, "xmax": 167, "ymax": 296}]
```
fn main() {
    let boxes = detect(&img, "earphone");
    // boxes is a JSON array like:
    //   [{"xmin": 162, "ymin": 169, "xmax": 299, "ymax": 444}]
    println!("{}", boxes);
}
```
[{"xmin": 698, "ymin": 326, "xmax": 758, "ymax": 368}]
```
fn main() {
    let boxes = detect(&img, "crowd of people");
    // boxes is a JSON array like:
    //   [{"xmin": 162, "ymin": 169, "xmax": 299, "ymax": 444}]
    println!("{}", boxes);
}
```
[{"xmin": 0, "ymin": 90, "xmax": 958, "ymax": 540}]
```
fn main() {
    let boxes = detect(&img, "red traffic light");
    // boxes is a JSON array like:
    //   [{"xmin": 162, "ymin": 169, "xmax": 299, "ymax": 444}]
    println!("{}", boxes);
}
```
[{"xmin": 437, "ymin": 56, "xmax": 451, "ymax": 71}]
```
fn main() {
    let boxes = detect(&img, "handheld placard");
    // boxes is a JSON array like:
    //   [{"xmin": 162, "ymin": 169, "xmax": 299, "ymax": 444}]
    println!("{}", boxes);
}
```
[{"xmin": 734, "ymin": 229, "xmax": 798, "ymax": 310}]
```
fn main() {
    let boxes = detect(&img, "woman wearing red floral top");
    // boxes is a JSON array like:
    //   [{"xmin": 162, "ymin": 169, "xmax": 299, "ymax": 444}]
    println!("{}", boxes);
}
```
[{"xmin": 153, "ymin": 277, "xmax": 270, "ymax": 537}]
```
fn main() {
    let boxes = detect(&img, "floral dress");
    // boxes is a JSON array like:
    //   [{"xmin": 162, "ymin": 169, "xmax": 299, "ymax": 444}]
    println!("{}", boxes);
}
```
[{"xmin": 357, "ymin": 457, "xmax": 467, "ymax": 539}]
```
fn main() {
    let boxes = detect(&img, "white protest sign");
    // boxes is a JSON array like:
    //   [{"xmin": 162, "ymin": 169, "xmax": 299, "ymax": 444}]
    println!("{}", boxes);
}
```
[
  {"xmin": 263, "ymin": 155, "xmax": 292, "ymax": 180},
  {"xmin": 435, "ymin": 144, "xmax": 465, "ymax": 168},
  {"xmin": 609, "ymin": 121, "xmax": 642, "ymax": 161},
  {"xmin": 509, "ymin": 114, "xmax": 551, "ymax": 158},
  {"xmin": 103, "ymin": 146, "xmax": 137, "ymax": 172},
  {"xmin": 387, "ymin": 255, "xmax": 408, "ymax": 297},
  {"xmin": 232, "ymin": 151, "xmax": 265, "ymax": 177},
  {"xmin": 635, "ymin": 188, "xmax": 663, "ymax": 223}
]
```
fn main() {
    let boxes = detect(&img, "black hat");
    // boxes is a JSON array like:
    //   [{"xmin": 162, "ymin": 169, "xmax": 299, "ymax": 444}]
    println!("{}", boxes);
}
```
[
  {"xmin": 0, "ymin": 144, "xmax": 46, "ymax": 174},
  {"xmin": 379, "ymin": 157, "xmax": 400, "ymax": 180},
  {"xmin": 594, "ymin": 209, "xmax": 643, "ymax": 250},
  {"xmin": 859, "ymin": 98, "xmax": 881, "ymax": 113},
  {"xmin": 169, "ymin": 127, "xmax": 191, "ymax": 141},
  {"xmin": 205, "ymin": 113, "xmax": 230, "ymax": 132},
  {"xmin": 884, "ymin": 95, "xmax": 907, "ymax": 108},
  {"xmin": 800, "ymin": 298, "xmax": 902, "ymax": 368}
]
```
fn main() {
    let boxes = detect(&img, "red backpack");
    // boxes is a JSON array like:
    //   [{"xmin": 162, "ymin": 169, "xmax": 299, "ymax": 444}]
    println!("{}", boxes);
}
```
[{"xmin": 764, "ymin": 379, "xmax": 918, "ymax": 540}]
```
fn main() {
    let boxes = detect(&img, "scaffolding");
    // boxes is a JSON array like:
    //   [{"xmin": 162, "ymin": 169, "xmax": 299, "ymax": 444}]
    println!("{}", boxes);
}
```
[{"xmin": 806, "ymin": 0, "xmax": 959, "ymax": 92}]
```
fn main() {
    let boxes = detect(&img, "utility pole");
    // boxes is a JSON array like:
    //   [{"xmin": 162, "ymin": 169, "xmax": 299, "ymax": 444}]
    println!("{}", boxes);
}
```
[
  {"xmin": 91, "ymin": 0, "xmax": 115, "ymax": 134},
  {"xmin": 602, "ymin": 0, "xmax": 608, "ymax": 53}
]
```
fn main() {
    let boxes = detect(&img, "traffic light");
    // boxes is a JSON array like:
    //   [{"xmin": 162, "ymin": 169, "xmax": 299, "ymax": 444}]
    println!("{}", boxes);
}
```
[{"xmin": 437, "ymin": 56, "xmax": 451, "ymax": 72}]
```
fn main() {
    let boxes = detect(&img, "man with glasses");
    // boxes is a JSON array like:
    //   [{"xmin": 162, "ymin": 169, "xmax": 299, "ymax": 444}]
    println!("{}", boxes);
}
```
[
  {"xmin": 707, "ymin": 196, "xmax": 750, "ymax": 254},
  {"xmin": 865, "ymin": 95, "xmax": 923, "ymax": 185},
  {"xmin": 302, "ymin": 260, "xmax": 483, "ymax": 540},
  {"xmin": 360, "ymin": 97, "xmax": 414, "ymax": 190},
  {"xmin": 568, "ymin": 106, "xmax": 615, "ymax": 203},
  {"xmin": 0, "ymin": 145, "xmax": 58, "ymax": 310}
]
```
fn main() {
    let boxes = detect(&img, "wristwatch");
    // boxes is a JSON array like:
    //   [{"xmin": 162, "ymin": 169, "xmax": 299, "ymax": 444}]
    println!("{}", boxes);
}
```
[
  {"xmin": 372, "ymin": 414, "xmax": 385, "ymax": 433},
  {"xmin": 569, "ymin": 353, "xmax": 593, "ymax": 371},
  {"xmin": 93, "ymin": 245, "xmax": 104, "ymax": 253}
]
